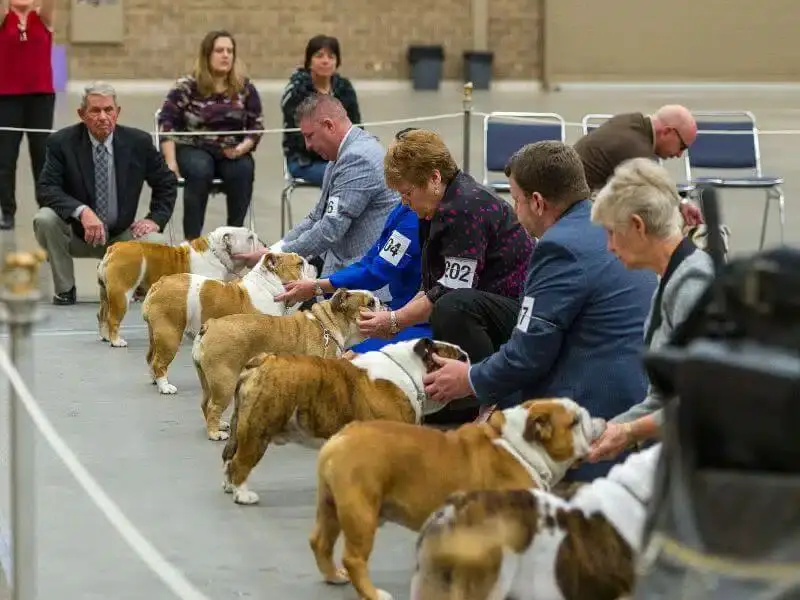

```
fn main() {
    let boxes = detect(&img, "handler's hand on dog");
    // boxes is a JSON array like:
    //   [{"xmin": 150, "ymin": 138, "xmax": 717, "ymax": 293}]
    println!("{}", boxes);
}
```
[
  {"xmin": 587, "ymin": 423, "xmax": 629, "ymax": 463},
  {"xmin": 131, "ymin": 218, "xmax": 159, "ymax": 238},
  {"xmin": 80, "ymin": 208, "xmax": 106, "ymax": 246},
  {"xmin": 679, "ymin": 201, "xmax": 704, "ymax": 227},
  {"xmin": 358, "ymin": 309, "xmax": 393, "ymax": 339},
  {"xmin": 275, "ymin": 280, "xmax": 316, "ymax": 303},
  {"xmin": 423, "ymin": 354, "xmax": 472, "ymax": 404},
  {"xmin": 232, "ymin": 248, "xmax": 268, "ymax": 268}
]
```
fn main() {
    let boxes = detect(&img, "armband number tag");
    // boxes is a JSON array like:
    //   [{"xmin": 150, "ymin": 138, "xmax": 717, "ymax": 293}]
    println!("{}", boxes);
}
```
[
  {"xmin": 439, "ymin": 257, "xmax": 477, "ymax": 289},
  {"xmin": 378, "ymin": 230, "xmax": 411, "ymax": 266},
  {"xmin": 516, "ymin": 296, "xmax": 535, "ymax": 332},
  {"xmin": 325, "ymin": 196, "xmax": 339, "ymax": 216}
]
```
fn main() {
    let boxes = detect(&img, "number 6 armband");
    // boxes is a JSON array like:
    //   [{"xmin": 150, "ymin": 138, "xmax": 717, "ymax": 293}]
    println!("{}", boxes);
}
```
[{"xmin": 438, "ymin": 256, "xmax": 478, "ymax": 290}]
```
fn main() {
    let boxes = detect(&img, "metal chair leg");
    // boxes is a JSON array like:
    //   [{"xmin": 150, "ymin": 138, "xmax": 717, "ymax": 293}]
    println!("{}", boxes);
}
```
[
  {"xmin": 776, "ymin": 187, "xmax": 785, "ymax": 245},
  {"xmin": 758, "ymin": 193, "xmax": 771, "ymax": 250},
  {"xmin": 280, "ymin": 183, "xmax": 296, "ymax": 237}
]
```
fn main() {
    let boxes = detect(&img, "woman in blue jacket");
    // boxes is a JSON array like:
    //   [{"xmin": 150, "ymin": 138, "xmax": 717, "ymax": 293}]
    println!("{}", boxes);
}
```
[{"xmin": 274, "ymin": 202, "xmax": 430, "ymax": 352}]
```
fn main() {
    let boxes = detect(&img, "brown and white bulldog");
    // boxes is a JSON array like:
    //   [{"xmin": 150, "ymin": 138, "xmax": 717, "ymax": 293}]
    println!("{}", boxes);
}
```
[
  {"xmin": 97, "ymin": 226, "xmax": 261, "ymax": 348},
  {"xmin": 142, "ymin": 251, "xmax": 317, "ymax": 395},
  {"xmin": 221, "ymin": 337, "xmax": 469, "ymax": 504},
  {"xmin": 410, "ymin": 443, "xmax": 661, "ymax": 600},
  {"xmin": 191, "ymin": 288, "xmax": 381, "ymax": 440},
  {"xmin": 308, "ymin": 398, "xmax": 607, "ymax": 600}
]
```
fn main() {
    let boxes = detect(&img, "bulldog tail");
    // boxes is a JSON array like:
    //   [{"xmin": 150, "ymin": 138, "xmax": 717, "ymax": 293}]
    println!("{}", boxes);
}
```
[
  {"xmin": 191, "ymin": 320, "xmax": 212, "ymax": 366},
  {"xmin": 221, "ymin": 352, "xmax": 271, "ymax": 463}
]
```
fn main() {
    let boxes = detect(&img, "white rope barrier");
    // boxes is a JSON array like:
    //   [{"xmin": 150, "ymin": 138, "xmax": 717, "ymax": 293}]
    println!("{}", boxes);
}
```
[
  {"xmin": 0, "ymin": 345, "xmax": 210, "ymax": 600},
  {"xmin": 0, "ymin": 110, "xmax": 795, "ymax": 136}
]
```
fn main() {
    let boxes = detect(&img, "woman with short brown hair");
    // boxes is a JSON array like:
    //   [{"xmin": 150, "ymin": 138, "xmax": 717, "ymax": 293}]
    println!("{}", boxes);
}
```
[{"xmin": 359, "ymin": 128, "xmax": 533, "ymax": 420}]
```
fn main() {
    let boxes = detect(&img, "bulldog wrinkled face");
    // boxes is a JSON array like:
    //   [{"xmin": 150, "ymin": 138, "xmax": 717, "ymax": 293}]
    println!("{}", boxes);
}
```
[
  {"xmin": 500, "ymin": 398, "xmax": 606, "ymax": 463},
  {"xmin": 213, "ymin": 226, "xmax": 262, "ymax": 257},
  {"xmin": 330, "ymin": 289, "xmax": 381, "ymax": 319},
  {"xmin": 258, "ymin": 252, "xmax": 316, "ymax": 283}
]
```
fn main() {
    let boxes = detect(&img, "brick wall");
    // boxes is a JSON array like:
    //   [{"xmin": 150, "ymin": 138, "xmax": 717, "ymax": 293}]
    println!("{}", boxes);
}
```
[{"xmin": 55, "ymin": 0, "xmax": 542, "ymax": 80}]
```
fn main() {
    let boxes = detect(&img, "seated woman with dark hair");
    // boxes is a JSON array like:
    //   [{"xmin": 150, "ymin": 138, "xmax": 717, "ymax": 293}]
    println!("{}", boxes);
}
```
[
  {"xmin": 281, "ymin": 34, "xmax": 361, "ymax": 186},
  {"xmin": 357, "ymin": 129, "xmax": 534, "ymax": 414},
  {"xmin": 158, "ymin": 30, "xmax": 264, "ymax": 240}
]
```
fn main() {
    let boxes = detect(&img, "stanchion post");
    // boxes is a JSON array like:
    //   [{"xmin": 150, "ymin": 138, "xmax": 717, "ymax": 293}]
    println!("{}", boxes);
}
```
[
  {"xmin": 462, "ymin": 81, "xmax": 474, "ymax": 175},
  {"xmin": 1, "ymin": 249, "xmax": 46, "ymax": 600}
]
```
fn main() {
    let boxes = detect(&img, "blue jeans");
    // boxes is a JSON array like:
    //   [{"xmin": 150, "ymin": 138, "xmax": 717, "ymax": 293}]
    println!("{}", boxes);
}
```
[
  {"xmin": 287, "ymin": 159, "xmax": 327, "ymax": 186},
  {"xmin": 350, "ymin": 324, "xmax": 433, "ymax": 353}
]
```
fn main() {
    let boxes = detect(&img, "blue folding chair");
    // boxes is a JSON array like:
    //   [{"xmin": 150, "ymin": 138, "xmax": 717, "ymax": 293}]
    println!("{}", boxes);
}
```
[
  {"xmin": 684, "ymin": 111, "xmax": 784, "ymax": 249},
  {"xmin": 579, "ymin": 112, "xmax": 696, "ymax": 198},
  {"xmin": 482, "ymin": 112, "xmax": 566, "ymax": 193},
  {"xmin": 280, "ymin": 156, "xmax": 320, "ymax": 237},
  {"xmin": 153, "ymin": 109, "xmax": 257, "ymax": 243}
]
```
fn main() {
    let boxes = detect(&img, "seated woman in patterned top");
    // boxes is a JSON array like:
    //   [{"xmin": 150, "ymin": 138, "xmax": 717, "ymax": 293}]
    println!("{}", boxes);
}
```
[
  {"xmin": 281, "ymin": 34, "xmax": 361, "ymax": 186},
  {"xmin": 358, "ymin": 128, "xmax": 534, "ymax": 418},
  {"xmin": 157, "ymin": 30, "xmax": 264, "ymax": 240}
]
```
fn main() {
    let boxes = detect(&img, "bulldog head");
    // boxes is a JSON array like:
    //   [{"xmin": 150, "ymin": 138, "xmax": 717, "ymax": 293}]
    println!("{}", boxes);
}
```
[
  {"xmin": 256, "ymin": 252, "xmax": 317, "ymax": 284},
  {"xmin": 205, "ymin": 226, "xmax": 264, "ymax": 274},
  {"xmin": 487, "ymin": 398, "xmax": 606, "ymax": 486},
  {"xmin": 411, "ymin": 489, "xmax": 539, "ymax": 600},
  {"xmin": 329, "ymin": 288, "xmax": 381, "ymax": 317},
  {"xmin": 317, "ymin": 289, "xmax": 381, "ymax": 347},
  {"xmin": 412, "ymin": 338, "xmax": 469, "ymax": 372}
]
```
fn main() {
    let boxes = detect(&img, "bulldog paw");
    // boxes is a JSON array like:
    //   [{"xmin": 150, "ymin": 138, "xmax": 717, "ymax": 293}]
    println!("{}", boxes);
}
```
[
  {"xmin": 208, "ymin": 430, "xmax": 230, "ymax": 441},
  {"xmin": 376, "ymin": 589, "xmax": 394, "ymax": 600},
  {"xmin": 324, "ymin": 568, "xmax": 349, "ymax": 585},
  {"xmin": 219, "ymin": 421, "xmax": 231, "ymax": 431},
  {"xmin": 155, "ymin": 378, "xmax": 177, "ymax": 395},
  {"xmin": 232, "ymin": 488, "xmax": 259, "ymax": 505},
  {"xmin": 110, "ymin": 338, "xmax": 128, "ymax": 348},
  {"xmin": 222, "ymin": 480, "xmax": 233, "ymax": 493}
]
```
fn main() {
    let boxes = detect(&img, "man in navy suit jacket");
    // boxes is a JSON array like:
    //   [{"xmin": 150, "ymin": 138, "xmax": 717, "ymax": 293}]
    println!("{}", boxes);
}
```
[{"xmin": 423, "ymin": 141, "xmax": 657, "ymax": 480}]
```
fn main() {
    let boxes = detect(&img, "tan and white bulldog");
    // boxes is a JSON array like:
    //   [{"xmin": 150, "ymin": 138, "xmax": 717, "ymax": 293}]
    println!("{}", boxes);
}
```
[
  {"xmin": 97, "ymin": 226, "xmax": 261, "ymax": 348},
  {"xmin": 410, "ymin": 443, "xmax": 661, "ymax": 600},
  {"xmin": 142, "ymin": 251, "xmax": 317, "ymax": 395},
  {"xmin": 308, "ymin": 398, "xmax": 606, "ymax": 600},
  {"xmin": 221, "ymin": 337, "xmax": 469, "ymax": 503},
  {"xmin": 191, "ymin": 288, "xmax": 381, "ymax": 440}
]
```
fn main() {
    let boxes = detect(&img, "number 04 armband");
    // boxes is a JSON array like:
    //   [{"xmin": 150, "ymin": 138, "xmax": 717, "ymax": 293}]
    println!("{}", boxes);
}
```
[{"xmin": 377, "ymin": 229, "xmax": 413, "ymax": 268}]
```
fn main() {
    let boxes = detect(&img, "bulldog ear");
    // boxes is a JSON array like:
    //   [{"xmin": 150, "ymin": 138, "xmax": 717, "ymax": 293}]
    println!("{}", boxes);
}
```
[
  {"xmin": 261, "ymin": 252, "xmax": 278, "ymax": 271},
  {"xmin": 413, "ymin": 337, "xmax": 436, "ymax": 360},
  {"xmin": 222, "ymin": 232, "xmax": 232, "ymax": 252},
  {"xmin": 523, "ymin": 410, "xmax": 553, "ymax": 444},
  {"xmin": 331, "ymin": 288, "xmax": 350, "ymax": 311}
]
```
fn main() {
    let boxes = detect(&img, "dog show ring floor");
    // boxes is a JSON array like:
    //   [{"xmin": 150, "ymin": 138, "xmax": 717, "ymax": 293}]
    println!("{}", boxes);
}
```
[
  {"xmin": 2, "ymin": 84, "xmax": 800, "ymax": 598},
  {"xmin": 1, "ymin": 301, "xmax": 419, "ymax": 600}
]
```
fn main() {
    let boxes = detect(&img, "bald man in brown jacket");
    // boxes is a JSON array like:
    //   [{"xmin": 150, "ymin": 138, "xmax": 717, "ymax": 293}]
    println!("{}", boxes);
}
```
[{"xmin": 574, "ymin": 104, "xmax": 705, "ymax": 226}]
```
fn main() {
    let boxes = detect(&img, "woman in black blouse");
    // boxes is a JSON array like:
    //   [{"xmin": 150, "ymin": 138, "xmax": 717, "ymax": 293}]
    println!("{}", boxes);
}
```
[
  {"xmin": 280, "ymin": 35, "xmax": 361, "ymax": 185},
  {"xmin": 359, "ymin": 128, "xmax": 534, "ymax": 362}
]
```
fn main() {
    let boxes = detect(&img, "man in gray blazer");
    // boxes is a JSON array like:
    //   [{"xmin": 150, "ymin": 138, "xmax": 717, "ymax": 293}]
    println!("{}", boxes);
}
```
[{"xmin": 270, "ymin": 94, "xmax": 398, "ymax": 277}]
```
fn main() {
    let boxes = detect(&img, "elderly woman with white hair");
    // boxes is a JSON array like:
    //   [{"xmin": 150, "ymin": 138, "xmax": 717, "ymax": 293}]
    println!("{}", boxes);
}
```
[{"xmin": 587, "ymin": 157, "xmax": 715, "ymax": 462}]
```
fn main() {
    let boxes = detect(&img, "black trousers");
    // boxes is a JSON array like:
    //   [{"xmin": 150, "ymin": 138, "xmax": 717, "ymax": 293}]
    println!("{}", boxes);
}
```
[
  {"xmin": 175, "ymin": 144, "xmax": 254, "ymax": 239},
  {"xmin": 425, "ymin": 289, "xmax": 521, "ymax": 424},
  {"xmin": 0, "ymin": 93, "xmax": 55, "ymax": 217},
  {"xmin": 430, "ymin": 288, "xmax": 521, "ymax": 363}
]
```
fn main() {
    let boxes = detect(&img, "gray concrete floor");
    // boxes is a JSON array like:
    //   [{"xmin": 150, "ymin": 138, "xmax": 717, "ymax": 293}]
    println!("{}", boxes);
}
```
[{"xmin": 0, "ymin": 85, "xmax": 799, "ymax": 599}]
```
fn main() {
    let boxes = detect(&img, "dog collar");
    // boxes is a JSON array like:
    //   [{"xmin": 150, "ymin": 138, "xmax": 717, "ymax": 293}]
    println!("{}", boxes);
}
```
[
  {"xmin": 493, "ymin": 438, "xmax": 551, "ymax": 491},
  {"xmin": 378, "ymin": 350, "xmax": 427, "ymax": 422},
  {"xmin": 308, "ymin": 313, "xmax": 345, "ymax": 356}
]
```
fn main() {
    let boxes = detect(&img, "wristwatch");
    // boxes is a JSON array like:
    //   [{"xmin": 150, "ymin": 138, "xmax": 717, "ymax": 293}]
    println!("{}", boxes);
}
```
[
  {"xmin": 389, "ymin": 310, "xmax": 400, "ymax": 334},
  {"xmin": 313, "ymin": 281, "xmax": 324, "ymax": 297}
]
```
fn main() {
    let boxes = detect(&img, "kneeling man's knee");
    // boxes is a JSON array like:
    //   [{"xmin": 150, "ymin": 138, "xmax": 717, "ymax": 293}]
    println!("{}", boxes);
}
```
[{"xmin": 430, "ymin": 289, "xmax": 482, "ymax": 331}]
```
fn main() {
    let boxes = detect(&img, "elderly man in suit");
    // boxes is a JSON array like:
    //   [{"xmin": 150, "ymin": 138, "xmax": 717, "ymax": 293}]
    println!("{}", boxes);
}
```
[
  {"xmin": 34, "ymin": 81, "xmax": 178, "ymax": 305},
  {"xmin": 241, "ymin": 93, "xmax": 397, "ymax": 282}
]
